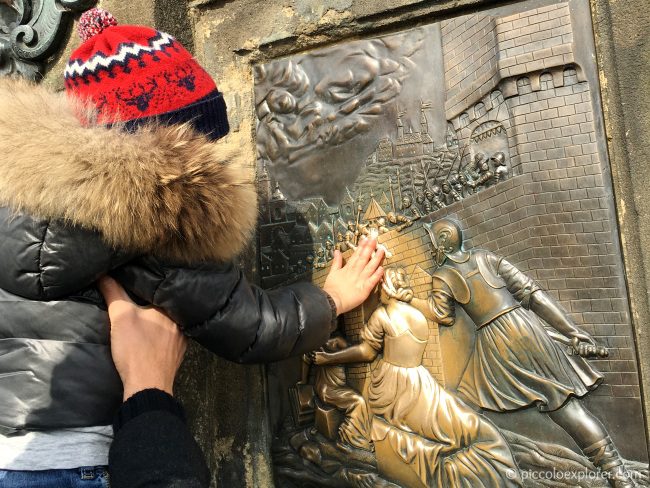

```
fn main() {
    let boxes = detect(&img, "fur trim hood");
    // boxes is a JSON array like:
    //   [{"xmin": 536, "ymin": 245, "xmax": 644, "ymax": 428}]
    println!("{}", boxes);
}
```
[{"xmin": 0, "ymin": 78, "xmax": 258, "ymax": 264}]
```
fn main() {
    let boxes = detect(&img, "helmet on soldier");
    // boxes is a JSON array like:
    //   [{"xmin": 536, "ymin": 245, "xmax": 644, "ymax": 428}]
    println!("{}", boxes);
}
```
[{"xmin": 424, "ymin": 218, "xmax": 464, "ymax": 266}]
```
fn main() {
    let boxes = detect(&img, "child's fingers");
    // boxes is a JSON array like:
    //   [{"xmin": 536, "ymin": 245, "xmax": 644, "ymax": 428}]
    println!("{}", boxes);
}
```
[
  {"xmin": 367, "ymin": 266, "xmax": 384, "ymax": 290},
  {"xmin": 345, "ymin": 236, "xmax": 365, "ymax": 269},
  {"xmin": 351, "ymin": 237, "xmax": 376, "ymax": 271},
  {"xmin": 361, "ymin": 246, "xmax": 385, "ymax": 280},
  {"xmin": 330, "ymin": 249, "xmax": 343, "ymax": 271}
]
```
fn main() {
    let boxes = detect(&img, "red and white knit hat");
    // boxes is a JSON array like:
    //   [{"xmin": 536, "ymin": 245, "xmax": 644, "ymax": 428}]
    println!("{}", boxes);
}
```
[{"xmin": 64, "ymin": 8, "xmax": 229, "ymax": 140}]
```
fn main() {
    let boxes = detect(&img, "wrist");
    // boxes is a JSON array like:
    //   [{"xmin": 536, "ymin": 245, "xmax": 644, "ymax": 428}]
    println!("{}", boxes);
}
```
[
  {"xmin": 123, "ymin": 380, "xmax": 173, "ymax": 402},
  {"xmin": 114, "ymin": 388, "xmax": 184, "ymax": 433},
  {"xmin": 322, "ymin": 288, "xmax": 342, "ymax": 317}
]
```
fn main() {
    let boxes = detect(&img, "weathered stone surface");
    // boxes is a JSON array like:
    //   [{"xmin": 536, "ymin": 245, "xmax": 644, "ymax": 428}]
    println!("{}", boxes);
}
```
[
  {"xmin": 175, "ymin": 342, "xmax": 273, "ymax": 488},
  {"xmin": 154, "ymin": 0, "xmax": 194, "ymax": 53},
  {"xmin": 591, "ymin": 0, "xmax": 650, "ymax": 456}
]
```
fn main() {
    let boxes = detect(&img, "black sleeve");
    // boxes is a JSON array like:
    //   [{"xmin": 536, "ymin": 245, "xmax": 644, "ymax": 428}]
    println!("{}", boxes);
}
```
[
  {"xmin": 111, "ymin": 257, "xmax": 335, "ymax": 364},
  {"xmin": 0, "ymin": 208, "xmax": 130, "ymax": 300},
  {"xmin": 109, "ymin": 389, "xmax": 209, "ymax": 488}
]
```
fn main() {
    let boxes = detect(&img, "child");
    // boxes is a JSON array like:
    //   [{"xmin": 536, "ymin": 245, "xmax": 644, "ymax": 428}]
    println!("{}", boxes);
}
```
[{"xmin": 0, "ymin": 8, "xmax": 384, "ymax": 486}]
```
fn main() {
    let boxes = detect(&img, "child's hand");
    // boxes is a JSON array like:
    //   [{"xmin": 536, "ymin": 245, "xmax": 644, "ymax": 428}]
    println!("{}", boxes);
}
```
[{"xmin": 322, "ymin": 237, "xmax": 384, "ymax": 315}]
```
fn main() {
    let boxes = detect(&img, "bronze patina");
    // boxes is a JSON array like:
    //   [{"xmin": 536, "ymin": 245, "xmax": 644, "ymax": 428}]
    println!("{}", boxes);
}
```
[{"xmin": 256, "ymin": 1, "xmax": 649, "ymax": 486}]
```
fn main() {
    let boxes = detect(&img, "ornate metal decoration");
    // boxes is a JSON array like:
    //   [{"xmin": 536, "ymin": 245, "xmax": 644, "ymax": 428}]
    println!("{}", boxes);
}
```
[
  {"xmin": 0, "ymin": 0, "xmax": 96, "ymax": 79},
  {"xmin": 256, "ymin": 1, "xmax": 650, "ymax": 487}
]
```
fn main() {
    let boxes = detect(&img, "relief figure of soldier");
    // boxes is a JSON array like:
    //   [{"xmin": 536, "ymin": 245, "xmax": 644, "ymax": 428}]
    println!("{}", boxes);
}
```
[
  {"xmin": 312, "ymin": 267, "xmax": 521, "ymax": 488},
  {"xmin": 393, "ymin": 218, "xmax": 635, "ymax": 488}
]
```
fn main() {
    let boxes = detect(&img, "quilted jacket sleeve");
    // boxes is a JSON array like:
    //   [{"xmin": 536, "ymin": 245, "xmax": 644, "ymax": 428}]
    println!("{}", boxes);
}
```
[
  {"xmin": 111, "ymin": 257, "xmax": 335, "ymax": 364},
  {"xmin": 0, "ymin": 208, "xmax": 130, "ymax": 300}
]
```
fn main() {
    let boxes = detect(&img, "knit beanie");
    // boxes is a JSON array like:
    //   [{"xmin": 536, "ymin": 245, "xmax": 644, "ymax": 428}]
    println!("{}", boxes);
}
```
[{"xmin": 64, "ymin": 8, "xmax": 229, "ymax": 140}]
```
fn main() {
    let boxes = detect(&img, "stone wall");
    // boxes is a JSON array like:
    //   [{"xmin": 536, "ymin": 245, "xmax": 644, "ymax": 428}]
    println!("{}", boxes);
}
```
[
  {"xmin": 42, "ymin": 1, "xmax": 156, "ymax": 90},
  {"xmin": 591, "ymin": 0, "xmax": 650, "ymax": 406}
]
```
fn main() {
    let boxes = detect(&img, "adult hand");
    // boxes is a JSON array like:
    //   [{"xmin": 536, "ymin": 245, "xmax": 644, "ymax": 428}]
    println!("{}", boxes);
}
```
[
  {"xmin": 98, "ymin": 276, "xmax": 188, "ymax": 401},
  {"xmin": 322, "ymin": 236, "xmax": 384, "ymax": 315}
]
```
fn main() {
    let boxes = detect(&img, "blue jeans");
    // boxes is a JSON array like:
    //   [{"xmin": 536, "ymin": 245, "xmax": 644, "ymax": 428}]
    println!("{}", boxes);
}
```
[{"xmin": 0, "ymin": 466, "xmax": 109, "ymax": 487}]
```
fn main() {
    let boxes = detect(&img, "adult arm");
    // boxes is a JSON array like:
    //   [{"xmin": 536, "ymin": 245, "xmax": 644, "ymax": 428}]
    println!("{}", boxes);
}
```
[
  {"xmin": 99, "ymin": 277, "xmax": 209, "ymax": 488},
  {"xmin": 110, "ymin": 390, "xmax": 209, "ymax": 488}
]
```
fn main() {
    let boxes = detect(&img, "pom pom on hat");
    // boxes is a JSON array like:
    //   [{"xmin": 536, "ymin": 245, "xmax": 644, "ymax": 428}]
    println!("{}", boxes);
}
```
[{"xmin": 78, "ymin": 8, "xmax": 118, "ymax": 43}]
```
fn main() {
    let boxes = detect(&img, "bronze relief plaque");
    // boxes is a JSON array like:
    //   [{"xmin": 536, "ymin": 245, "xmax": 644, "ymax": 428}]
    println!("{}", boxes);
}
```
[{"xmin": 254, "ymin": 1, "xmax": 650, "ymax": 486}]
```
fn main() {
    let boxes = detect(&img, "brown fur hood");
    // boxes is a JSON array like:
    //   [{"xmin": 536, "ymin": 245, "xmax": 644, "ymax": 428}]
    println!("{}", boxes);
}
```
[{"xmin": 0, "ymin": 78, "xmax": 258, "ymax": 264}]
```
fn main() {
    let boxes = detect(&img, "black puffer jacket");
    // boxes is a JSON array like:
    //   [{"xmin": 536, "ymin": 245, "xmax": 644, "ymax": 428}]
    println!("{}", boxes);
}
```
[{"xmin": 0, "ymin": 79, "xmax": 332, "ymax": 433}]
